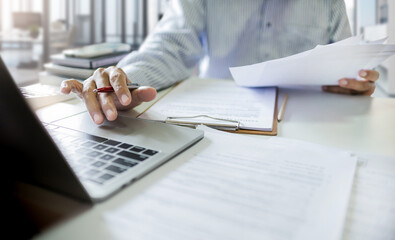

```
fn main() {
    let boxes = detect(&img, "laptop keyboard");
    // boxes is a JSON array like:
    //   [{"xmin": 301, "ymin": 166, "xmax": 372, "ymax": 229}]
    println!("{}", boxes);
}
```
[{"xmin": 44, "ymin": 124, "xmax": 159, "ymax": 185}]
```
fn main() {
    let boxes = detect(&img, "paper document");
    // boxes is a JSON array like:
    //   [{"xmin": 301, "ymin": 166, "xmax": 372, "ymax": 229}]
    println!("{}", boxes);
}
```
[
  {"xmin": 259, "ymin": 137, "xmax": 395, "ymax": 240},
  {"xmin": 138, "ymin": 77, "xmax": 277, "ymax": 131},
  {"xmin": 342, "ymin": 153, "xmax": 395, "ymax": 240},
  {"xmin": 104, "ymin": 128, "xmax": 357, "ymax": 240},
  {"xmin": 230, "ymin": 35, "xmax": 395, "ymax": 87}
]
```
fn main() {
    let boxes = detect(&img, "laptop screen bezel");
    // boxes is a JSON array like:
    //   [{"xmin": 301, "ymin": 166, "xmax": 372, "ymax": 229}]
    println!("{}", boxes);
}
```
[{"xmin": 0, "ymin": 56, "xmax": 92, "ymax": 203}]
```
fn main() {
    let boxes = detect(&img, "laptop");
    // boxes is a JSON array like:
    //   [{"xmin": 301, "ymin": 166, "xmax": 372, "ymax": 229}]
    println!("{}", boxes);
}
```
[{"xmin": 0, "ymin": 57, "xmax": 204, "ymax": 203}]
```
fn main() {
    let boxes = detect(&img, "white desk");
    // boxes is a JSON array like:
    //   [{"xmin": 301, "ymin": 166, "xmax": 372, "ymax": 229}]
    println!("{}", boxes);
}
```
[{"xmin": 31, "ymin": 87, "xmax": 395, "ymax": 239}]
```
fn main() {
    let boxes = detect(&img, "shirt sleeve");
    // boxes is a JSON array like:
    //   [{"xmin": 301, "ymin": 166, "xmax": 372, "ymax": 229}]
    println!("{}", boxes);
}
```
[
  {"xmin": 328, "ymin": 0, "xmax": 352, "ymax": 43},
  {"xmin": 117, "ymin": 0, "xmax": 206, "ymax": 90}
]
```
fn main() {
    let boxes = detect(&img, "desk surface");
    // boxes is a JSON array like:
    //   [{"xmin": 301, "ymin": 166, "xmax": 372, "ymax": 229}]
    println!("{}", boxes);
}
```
[
  {"xmin": 33, "ymin": 87, "xmax": 395, "ymax": 239},
  {"xmin": 276, "ymin": 87, "xmax": 395, "ymax": 157}
]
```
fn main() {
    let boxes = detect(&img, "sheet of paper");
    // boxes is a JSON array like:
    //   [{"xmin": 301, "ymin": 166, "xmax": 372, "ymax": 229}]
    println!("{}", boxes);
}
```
[
  {"xmin": 230, "ymin": 36, "xmax": 395, "ymax": 87},
  {"xmin": 104, "ymin": 129, "xmax": 357, "ymax": 240},
  {"xmin": 342, "ymin": 153, "xmax": 395, "ymax": 240},
  {"xmin": 138, "ymin": 77, "xmax": 277, "ymax": 131},
  {"xmin": 255, "ymin": 136, "xmax": 395, "ymax": 240}
]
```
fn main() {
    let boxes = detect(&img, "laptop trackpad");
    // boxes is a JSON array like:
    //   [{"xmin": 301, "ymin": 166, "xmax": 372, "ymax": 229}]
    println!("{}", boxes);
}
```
[{"xmin": 50, "ymin": 111, "xmax": 203, "ymax": 153}]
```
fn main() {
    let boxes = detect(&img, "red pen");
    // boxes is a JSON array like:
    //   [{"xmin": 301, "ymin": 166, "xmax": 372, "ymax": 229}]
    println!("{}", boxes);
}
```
[{"xmin": 93, "ymin": 83, "xmax": 140, "ymax": 93}]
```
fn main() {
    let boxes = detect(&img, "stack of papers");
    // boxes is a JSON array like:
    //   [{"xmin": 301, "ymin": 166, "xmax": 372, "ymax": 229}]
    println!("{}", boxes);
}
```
[
  {"xmin": 103, "ymin": 127, "xmax": 395, "ymax": 240},
  {"xmin": 104, "ymin": 127, "xmax": 357, "ymax": 240},
  {"xmin": 230, "ymin": 35, "xmax": 395, "ymax": 87}
]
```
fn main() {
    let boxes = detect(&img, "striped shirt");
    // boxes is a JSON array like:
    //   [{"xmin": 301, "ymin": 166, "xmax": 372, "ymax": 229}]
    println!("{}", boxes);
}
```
[{"xmin": 117, "ymin": 0, "xmax": 352, "ymax": 90}]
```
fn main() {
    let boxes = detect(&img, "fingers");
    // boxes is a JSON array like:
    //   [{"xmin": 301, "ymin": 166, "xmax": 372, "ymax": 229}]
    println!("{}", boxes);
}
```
[
  {"xmin": 105, "ymin": 67, "xmax": 132, "ymax": 106},
  {"xmin": 60, "ymin": 79, "xmax": 83, "ymax": 98},
  {"xmin": 322, "ymin": 84, "xmax": 375, "ymax": 96},
  {"xmin": 359, "ymin": 69, "xmax": 379, "ymax": 82},
  {"xmin": 93, "ymin": 68, "xmax": 118, "ymax": 121},
  {"xmin": 365, "ymin": 84, "xmax": 376, "ymax": 96},
  {"xmin": 62, "ymin": 67, "xmax": 153, "ymax": 125},
  {"xmin": 60, "ymin": 78, "xmax": 106, "ymax": 123},
  {"xmin": 322, "ymin": 86, "xmax": 358, "ymax": 95},
  {"xmin": 82, "ymin": 77, "xmax": 105, "ymax": 124},
  {"xmin": 338, "ymin": 78, "xmax": 373, "ymax": 92},
  {"xmin": 83, "ymin": 66, "xmax": 131, "ymax": 124},
  {"xmin": 323, "ymin": 70, "xmax": 379, "ymax": 96}
]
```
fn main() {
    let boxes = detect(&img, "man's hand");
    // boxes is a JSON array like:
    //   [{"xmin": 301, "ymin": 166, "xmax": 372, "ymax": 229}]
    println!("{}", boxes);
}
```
[
  {"xmin": 322, "ymin": 69, "xmax": 379, "ymax": 96},
  {"xmin": 60, "ymin": 66, "xmax": 157, "ymax": 125}
]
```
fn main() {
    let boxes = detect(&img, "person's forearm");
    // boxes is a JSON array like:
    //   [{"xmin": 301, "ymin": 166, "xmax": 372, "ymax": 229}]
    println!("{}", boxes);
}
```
[
  {"xmin": 117, "ymin": 0, "xmax": 206, "ymax": 90},
  {"xmin": 117, "ymin": 45, "xmax": 200, "ymax": 90}
]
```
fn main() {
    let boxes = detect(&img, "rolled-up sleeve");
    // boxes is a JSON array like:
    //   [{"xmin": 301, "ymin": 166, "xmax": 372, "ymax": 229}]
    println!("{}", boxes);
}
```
[{"xmin": 117, "ymin": 0, "xmax": 206, "ymax": 90}]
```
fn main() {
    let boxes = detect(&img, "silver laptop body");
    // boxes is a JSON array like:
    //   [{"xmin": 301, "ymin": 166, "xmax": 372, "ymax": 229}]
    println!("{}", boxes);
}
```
[{"xmin": 0, "ymin": 57, "xmax": 204, "ymax": 203}]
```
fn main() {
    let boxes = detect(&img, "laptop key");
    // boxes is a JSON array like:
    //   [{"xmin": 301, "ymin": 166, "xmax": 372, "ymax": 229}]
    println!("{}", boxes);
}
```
[
  {"xmin": 85, "ymin": 134, "xmax": 108, "ymax": 143},
  {"xmin": 142, "ymin": 149, "xmax": 159, "ymax": 156},
  {"xmin": 103, "ymin": 140, "xmax": 121, "ymax": 146},
  {"xmin": 92, "ymin": 161, "xmax": 106, "ymax": 168},
  {"xmin": 105, "ymin": 147, "xmax": 120, "ymax": 154},
  {"xmin": 118, "ymin": 143, "xmax": 133, "ymax": 149},
  {"xmin": 71, "ymin": 138, "xmax": 86, "ymax": 145},
  {"xmin": 100, "ymin": 173, "xmax": 114, "ymax": 181},
  {"xmin": 90, "ymin": 173, "xmax": 114, "ymax": 184},
  {"xmin": 94, "ymin": 144, "xmax": 108, "ymax": 150},
  {"xmin": 77, "ymin": 157, "xmax": 95, "ymax": 164},
  {"xmin": 75, "ymin": 148, "xmax": 90, "ymax": 154},
  {"xmin": 84, "ymin": 169, "xmax": 100, "ymax": 176},
  {"xmin": 113, "ymin": 158, "xmax": 137, "ymax": 168},
  {"xmin": 100, "ymin": 154, "xmax": 115, "ymax": 161},
  {"xmin": 117, "ymin": 150, "xmax": 149, "ymax": 161},
  {"xmin": 106, "ymin": 165, "xmax": 127, "ymax": 173},
  {"xmin": 82, "ymin": 141, "xmax": 97, "ymax": 148},
  {"xmin": 130, "ymin": 146, "xmax": 145, "ymax": 153},
  {"xmin": 87, "ymin": 151, "xmax": 103, "ymax": 158}
]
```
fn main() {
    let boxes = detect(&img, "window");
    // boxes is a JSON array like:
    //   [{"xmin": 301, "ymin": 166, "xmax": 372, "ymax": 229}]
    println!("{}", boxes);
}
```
[{"xmin": 0, "ymin": 0, "xmax": 164, "ymax": 85}]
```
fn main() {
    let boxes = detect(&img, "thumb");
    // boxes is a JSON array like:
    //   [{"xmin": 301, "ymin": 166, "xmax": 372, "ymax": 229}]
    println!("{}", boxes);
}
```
[
  {"xmin": 114, "ymin": 86, "xmax": 157, "ymax": 110},
  {"xmin": 131, "ymin": 86, "xmax": 157, "ymax": 103}
]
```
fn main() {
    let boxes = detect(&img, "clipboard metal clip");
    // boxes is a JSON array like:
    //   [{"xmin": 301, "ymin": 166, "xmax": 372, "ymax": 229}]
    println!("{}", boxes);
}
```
[{"xmin": 165, "ymin": 115, "xmax": 240, "ymax": 131}]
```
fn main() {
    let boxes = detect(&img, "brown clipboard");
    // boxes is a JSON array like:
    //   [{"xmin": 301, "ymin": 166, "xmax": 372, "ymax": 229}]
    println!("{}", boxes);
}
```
[
  {"xmin": 223, "ymin": 87, "xmax": 278, "ymax": 136},
  {"xmin": 137, "ymin": 82, "xmax": 278, "ymax": 136}
]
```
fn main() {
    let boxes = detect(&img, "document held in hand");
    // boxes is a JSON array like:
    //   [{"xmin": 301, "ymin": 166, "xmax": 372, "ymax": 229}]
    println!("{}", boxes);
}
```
[{"xmin": 229, "ymin": 36, "xmax": 395, "ymax": 87}]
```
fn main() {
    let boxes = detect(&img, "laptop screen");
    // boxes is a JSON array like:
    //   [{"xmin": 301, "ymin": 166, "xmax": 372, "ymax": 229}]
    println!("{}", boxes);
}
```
[{"xmin": 0, "ymin": 57, "xmax": 91, "ymax": 202}]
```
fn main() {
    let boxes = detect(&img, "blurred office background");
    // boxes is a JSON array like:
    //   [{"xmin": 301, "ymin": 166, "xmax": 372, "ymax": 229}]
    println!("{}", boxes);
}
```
[
  {"xmin": 0, "ymin": 0, "xmax": 169, "ymax": 86},
  {"xmin": 0, "ymin": 0, "xmax": 391, "ymax": 87}
]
